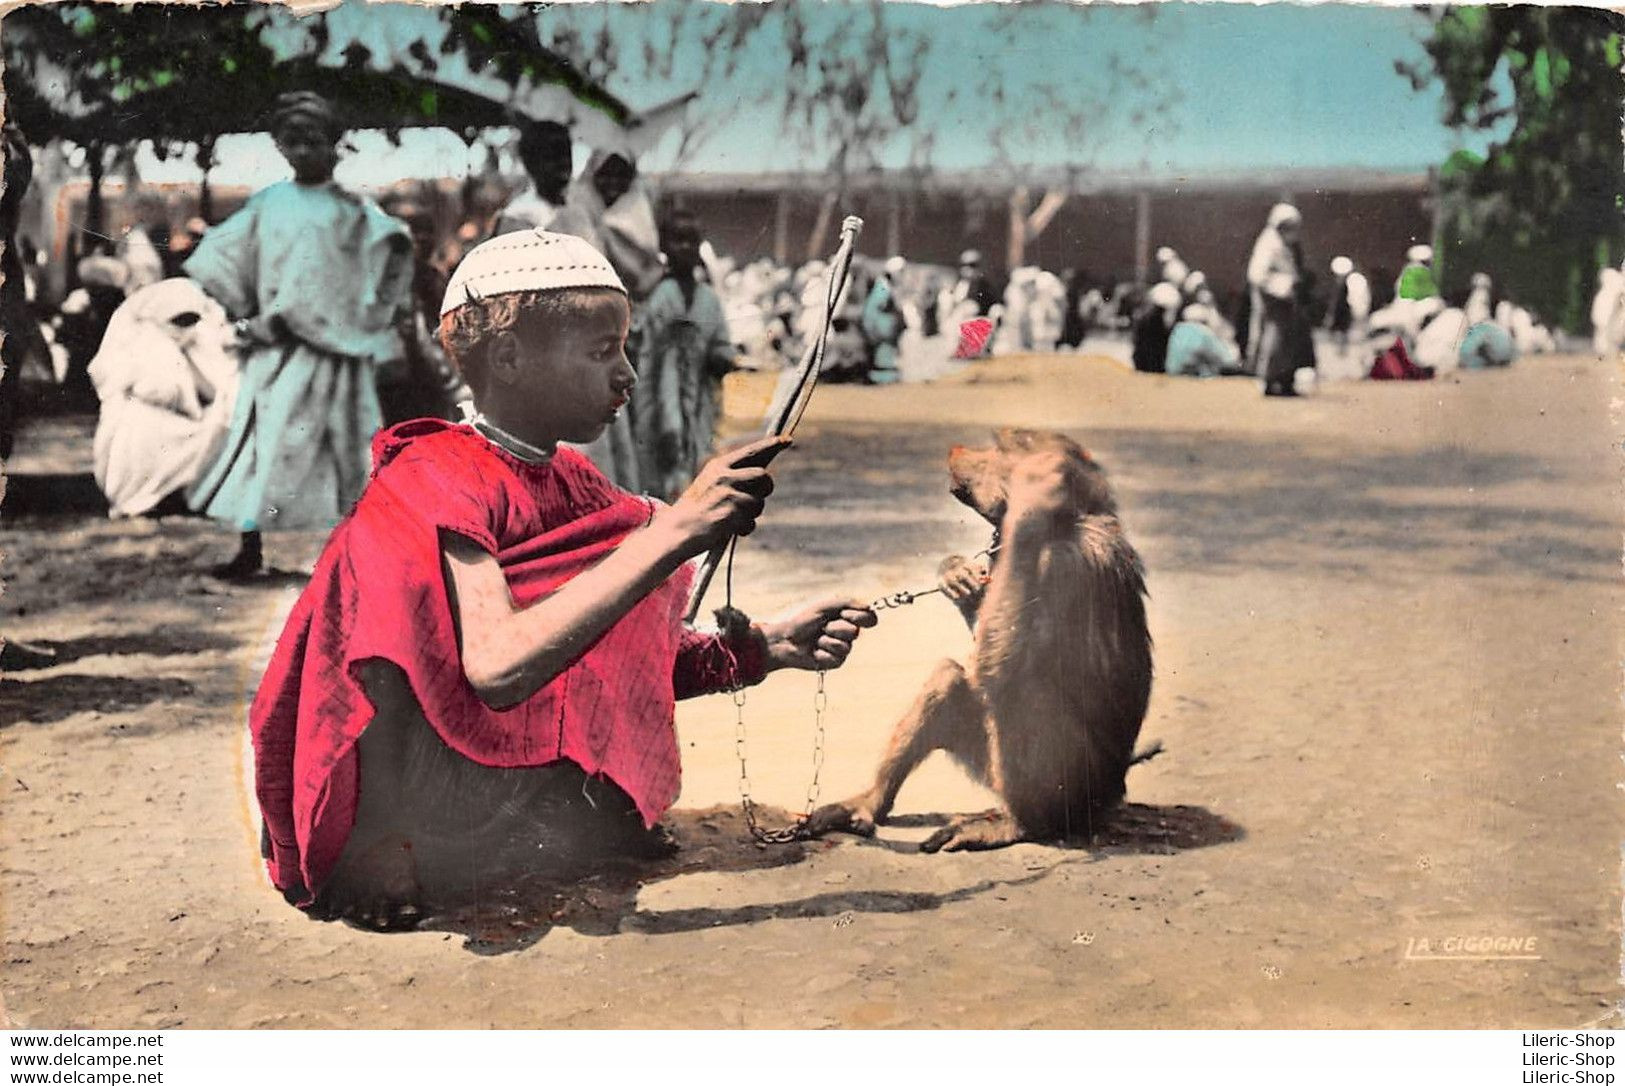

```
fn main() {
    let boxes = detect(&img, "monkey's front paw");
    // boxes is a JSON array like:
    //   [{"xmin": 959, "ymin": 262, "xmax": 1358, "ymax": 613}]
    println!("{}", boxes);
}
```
[
  {"xmin": 936, "ymin": 555, "xmax": 989, "ymax": 602},
  {"xmin": 802, "ymin": 799, "xmax": 879, "ymax": 839}
]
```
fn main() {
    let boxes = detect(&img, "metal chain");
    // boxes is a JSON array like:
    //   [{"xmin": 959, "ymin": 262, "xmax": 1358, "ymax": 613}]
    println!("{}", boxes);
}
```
[
  {"xmin": 805, "ymin": 671, "xmax": 828, "ymax": 813},
  {"xmin": 732, "ymin": 674, "xmax": 826, "ymax": 846},
  {"xmin": 728, "ymin": 530, "xmax": 1003, "ymax": 839},
  {"xmin": 870, "ymin": 535, "xmax": 1003, "ymax": 612},
  {"xmin": 725, "ymin": 540, "xmax": 823, "ymax": 845}
]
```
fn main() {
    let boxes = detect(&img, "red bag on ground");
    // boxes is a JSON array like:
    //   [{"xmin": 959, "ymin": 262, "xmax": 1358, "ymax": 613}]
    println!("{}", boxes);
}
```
[{"xmin": 1368, "ymin": 337, "xmax": 1434, "ymax": 381}]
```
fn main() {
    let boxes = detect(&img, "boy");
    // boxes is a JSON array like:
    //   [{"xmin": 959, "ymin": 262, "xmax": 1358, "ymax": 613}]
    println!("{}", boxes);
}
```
[
  {"xmin": 252, "ymin": 230, "xmax": 874, "ymax": 928},
  {"xmin": 186, "ymin": 91, "xmax": 413, "ymax": 577},
  {"xmin": 632, "ymin": 210, "xmax": 736, "ymax": 500}
]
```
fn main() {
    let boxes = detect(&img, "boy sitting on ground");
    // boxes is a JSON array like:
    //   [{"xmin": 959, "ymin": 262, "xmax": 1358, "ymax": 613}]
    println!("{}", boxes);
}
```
[{"xmin": 252, "ymin": 230, "xmax": 875, "ymax": 928}]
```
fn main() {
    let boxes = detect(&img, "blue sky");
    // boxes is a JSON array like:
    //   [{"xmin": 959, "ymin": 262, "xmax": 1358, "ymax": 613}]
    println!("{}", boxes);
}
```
[
  {"xmin": 670, "ymin": 2, "xmax": 1488, "ymax": 175},
  {"xmin": 135, "ymin": 2, "xmax": 1500, "ymax": 189}
]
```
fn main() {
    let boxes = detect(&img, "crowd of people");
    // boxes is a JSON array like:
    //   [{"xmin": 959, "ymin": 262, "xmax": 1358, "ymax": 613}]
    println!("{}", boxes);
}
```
[
  {"xmin": 1123, "ymin": 204, "xmax": 1578, "ymax": 396},
  {"xmin": 9, "ymin": 104, "xmax": 769, "ymax": 580},
  {"xmin": 706, "ymin": 246, "xmax": 1141, "ymax": 381},
  {"xmin": 7, "ymin": 102, "xmax": 1622, "ymax": 556}
]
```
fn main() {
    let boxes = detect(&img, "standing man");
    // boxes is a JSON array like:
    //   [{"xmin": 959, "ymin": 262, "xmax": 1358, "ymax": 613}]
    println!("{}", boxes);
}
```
[
  {"xmin": 1245, "ymin": 203, "xmax": 1315, "ymax": 398},
  {"xmin": 490, "ymin": 120, "xmax": 595, "ymax": 240},
  {"xmin": 185, "ymin": 91, "xmax": 414, "ymax": 578},
  {"xmin": 631, "ymin": 211, "xmax": 737, "ymax": 500}
]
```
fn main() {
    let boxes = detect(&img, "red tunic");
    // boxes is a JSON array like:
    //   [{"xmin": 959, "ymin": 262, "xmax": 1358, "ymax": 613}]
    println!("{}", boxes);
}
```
[{"xmin": 251, "ymin": 419, "xmax": 764, "ymax": 905}]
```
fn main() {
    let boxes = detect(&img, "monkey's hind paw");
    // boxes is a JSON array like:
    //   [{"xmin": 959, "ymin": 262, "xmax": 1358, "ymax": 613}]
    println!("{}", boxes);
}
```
[{"xmin": 920, "ymin": 810, "xmax": 1022, "ymax": 853}]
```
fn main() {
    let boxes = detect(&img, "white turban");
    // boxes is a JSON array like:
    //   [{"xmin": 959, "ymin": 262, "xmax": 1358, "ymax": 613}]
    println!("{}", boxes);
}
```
[
  {"xmin": 1330, "ymin": 256, "xmax": 1353, "ymax": 276},
  {"xmin": 1148, "ymin": 282, "xmax": 1182, "ymax": 310},
  {"xmin": 440, "ymin": 229, "xmax": 625, "ymax": 319},
  {"xmin": 1266, "ymin": 203, "xmax": 1302, "ymax": 230},
  {"xmin": 1406, "ymin": 244, "xmax": 1434, "ymax": 264}
]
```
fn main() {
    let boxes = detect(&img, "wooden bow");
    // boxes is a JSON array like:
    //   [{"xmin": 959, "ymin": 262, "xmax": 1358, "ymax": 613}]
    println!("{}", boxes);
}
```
[{"xmin": 682, "ymin": 215, "xmax": 865, "ymax": 623}]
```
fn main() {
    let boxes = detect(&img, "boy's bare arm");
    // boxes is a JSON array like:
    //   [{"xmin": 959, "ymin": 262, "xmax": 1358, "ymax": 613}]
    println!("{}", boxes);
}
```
[{"xmin": 442, "ymin": 436, "xmax": 787, "ymax": 709}]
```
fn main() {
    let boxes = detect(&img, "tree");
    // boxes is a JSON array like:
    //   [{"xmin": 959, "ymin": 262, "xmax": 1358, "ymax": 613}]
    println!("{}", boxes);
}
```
[
  {"xmin": 1399, "ymin": 5, "xmax": 1625, "ymax": 331},
  {"xmin": 526, "ymin": 0, "xmax": 1173, "ymax": 263},
  {"xmin": 1, "ymin": 3, "xmax": 632, "ymax": 230}
]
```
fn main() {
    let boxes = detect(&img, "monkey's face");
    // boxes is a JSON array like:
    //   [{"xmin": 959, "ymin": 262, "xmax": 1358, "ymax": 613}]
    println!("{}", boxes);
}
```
[{"xmin": 948, "ymin": 429, "xmax": 1114, "ymax": 525}]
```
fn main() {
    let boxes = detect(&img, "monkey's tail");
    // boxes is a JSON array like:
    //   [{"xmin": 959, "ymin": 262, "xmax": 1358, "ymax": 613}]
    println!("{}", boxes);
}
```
[{"xmin": 1127, "ymin": 739, "xmax": 1165, "ymax": 768}]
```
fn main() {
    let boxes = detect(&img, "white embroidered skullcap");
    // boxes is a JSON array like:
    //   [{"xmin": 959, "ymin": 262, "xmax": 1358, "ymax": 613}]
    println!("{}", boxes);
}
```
[
  {"xmin": 440, "ymin": 229, "xmax": 625, "ymax": 319},
  {"xmin": 1155, "ymin": 246, "xmax": 1176, "ymax": 264},
  {"xmin": 1330, "ymin": 255, "xmax": 1353, "ymax": 276},
  {"xmin": 1406, "ymin": 244, "xmax": 1434, "ymax": 264},
  {"xmin": 1182, "ymin": 269, "xmax": 1207, "ymax": 293}
]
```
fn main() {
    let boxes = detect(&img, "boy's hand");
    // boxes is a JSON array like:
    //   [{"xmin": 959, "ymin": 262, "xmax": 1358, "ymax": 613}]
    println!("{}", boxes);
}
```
[
  {"xmin": 757, "ymin": 597, "xmax": 878, "ymax": 672},
  {"xmin": 657, "ymin": 435, "xmax": 791, "ymax": 557}
]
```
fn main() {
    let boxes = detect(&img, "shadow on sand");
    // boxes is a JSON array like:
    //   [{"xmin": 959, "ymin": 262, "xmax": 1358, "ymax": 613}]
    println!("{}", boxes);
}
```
[
  {"xmin": 402, "ymin": 801, "xmax": 1242, "ymax": 956},
  {"xmin": 0, "ymin": 674, "xmax": 197, "ymax": 728}
]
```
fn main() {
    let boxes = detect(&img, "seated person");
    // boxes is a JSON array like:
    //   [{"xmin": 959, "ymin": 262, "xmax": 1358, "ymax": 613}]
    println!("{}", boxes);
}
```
[
  {"xmin": 1410, "ymin": 303, "xmax": 1471, "ymax": 375},
  {"xmin": 1459, "ymin": 319, "xmax": 1516, "ymax": 370},
  {"xmin": 1411, "ymin": 294, "xmax": 1518, "ymax": 375},
  {"xmin": 1166, "ymin": 314, "xmax": 1242, "ymax": 378},
  {"xmin": 87, "ymin": 279, "xmax": 239, "ymax": 517},
  {"xmin": 251, "ymin": 231, "xmax": 876, "ymax": 928}
]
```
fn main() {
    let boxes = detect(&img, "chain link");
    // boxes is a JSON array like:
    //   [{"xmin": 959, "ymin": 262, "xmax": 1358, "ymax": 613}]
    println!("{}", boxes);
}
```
[
  {"xmin": 805, "ymin": 671, "xmax": 828, "ymax": 813},
  {"xmin": 869, "ymin": 535, "xmax": 1003, "ymax": 612},
  {"xmin": 732, "ymin": 675, "xmax": 826, "ymax": 845},
  {"xmin": 726, "ymin": 542, "xmax": 822, "ymax": 844}
]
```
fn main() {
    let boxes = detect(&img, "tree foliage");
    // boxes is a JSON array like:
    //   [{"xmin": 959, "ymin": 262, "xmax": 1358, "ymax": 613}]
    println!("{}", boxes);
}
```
[
  {"xmin": 527, "ymin": 1, "xmax": 1169, "ymax": 187},
  {"xmin": 1399, "ymin": 5, "xmax": 1625, "ymax": 331},
  {"xmin": 0, "ymin": 2, "xmax": 627, "ymax": 151}
]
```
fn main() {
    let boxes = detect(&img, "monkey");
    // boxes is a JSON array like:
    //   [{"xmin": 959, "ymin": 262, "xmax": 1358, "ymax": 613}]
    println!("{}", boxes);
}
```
[{"xmin": 804, "ymin": 428, "xmax": 1155, "ymax": 852}]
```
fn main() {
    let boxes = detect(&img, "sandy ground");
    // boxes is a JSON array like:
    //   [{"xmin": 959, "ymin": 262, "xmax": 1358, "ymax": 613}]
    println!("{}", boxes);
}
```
[{"xmin": 2, "ymin": 347, "xmax": 1621, "ymax": 1029}]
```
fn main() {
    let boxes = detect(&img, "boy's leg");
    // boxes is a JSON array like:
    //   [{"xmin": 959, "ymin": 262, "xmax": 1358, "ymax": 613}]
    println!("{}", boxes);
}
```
[{"xmin": 319, "ymin": 663, "xmax": 673, "ymax": 926}]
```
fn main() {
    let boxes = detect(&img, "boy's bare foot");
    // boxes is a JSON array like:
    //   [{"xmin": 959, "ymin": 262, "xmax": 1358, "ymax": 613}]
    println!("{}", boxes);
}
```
[{"xmin": 322, "ymin": 835, "xmax": 426, "ymax": 932}]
